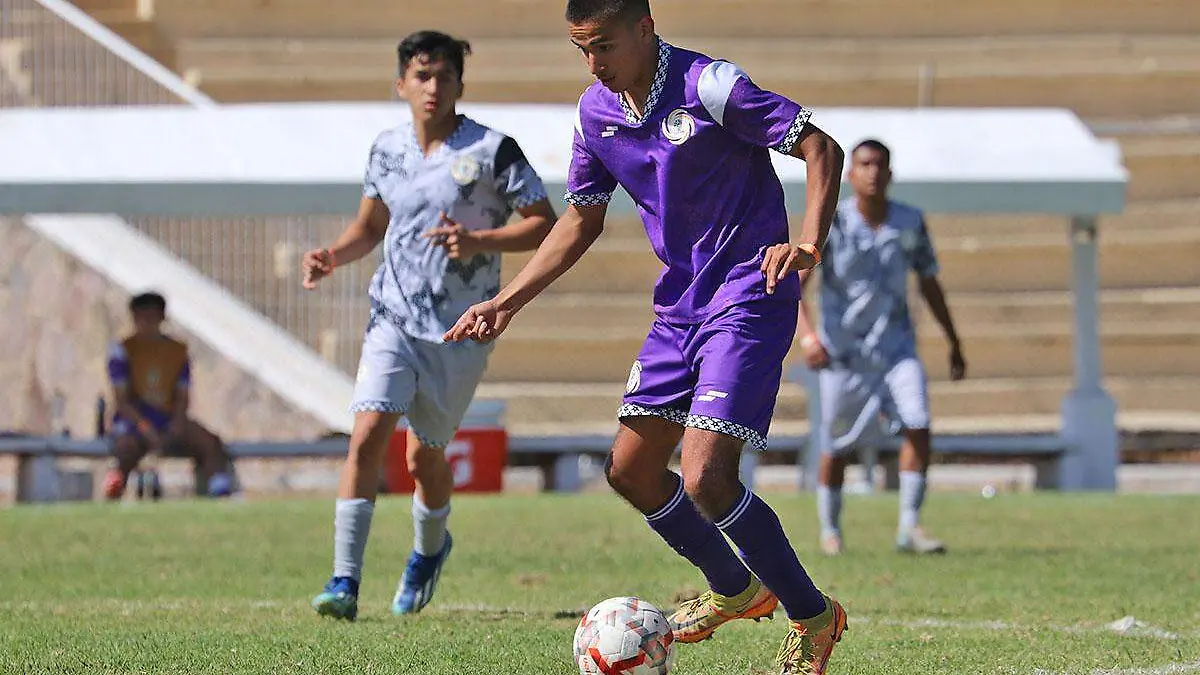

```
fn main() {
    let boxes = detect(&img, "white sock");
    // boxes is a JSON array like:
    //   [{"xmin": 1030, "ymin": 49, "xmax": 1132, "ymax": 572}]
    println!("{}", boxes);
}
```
[
  {"xmin": 898, "ymin": 471, "xmax": 926, "ymax": 533},
  {"xmin": 333, "ymin": 498, "xmax": 374, "ymax": 581},
  {"xmin": 817, "ymin": 485, "xmax": 843, "ymax": 537},
  {"xmin": 412, "ymin": 495, "xmax": 451, "ymax": 556}
]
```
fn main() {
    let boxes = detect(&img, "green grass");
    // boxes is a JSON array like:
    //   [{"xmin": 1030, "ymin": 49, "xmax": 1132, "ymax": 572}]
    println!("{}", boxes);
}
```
[{"xmin": 1, "ymin": 492, "xmax": 1198, "ymax": 674}]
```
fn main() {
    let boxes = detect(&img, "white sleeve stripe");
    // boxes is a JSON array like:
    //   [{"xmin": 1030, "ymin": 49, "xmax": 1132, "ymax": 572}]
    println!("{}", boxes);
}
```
[
  {"xmin": 697, "ymin": 60, "xmax": 746, "ymax": 127},
  {"xmin": 574, "ymin": 92, "xmax": 586, "ymax": 137}
]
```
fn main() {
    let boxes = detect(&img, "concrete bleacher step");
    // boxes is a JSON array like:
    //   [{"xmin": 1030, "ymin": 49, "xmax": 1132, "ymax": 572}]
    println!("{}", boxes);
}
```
[
  {"xmin": 1120, "ymin": 136, "xmax": 1200, "ymax": 200},
  {"xmin": 485, "ymin": 322, "xmax": 1200, "ymax": 383},
  {"xmin": 515, "ymin": 287, "xmax": 1200, "ymax": 334},
  {"xmin": 501, "ymin": 225, "xmax": 1200, "ymax": 296},
  {"xmin": 184, "ymin": 44, "xmax": 1200, "ymax": 119},
  {"xmin": 44, "ymin": 5, "xmax": 175, "ymax": 68},
  {"xmin": 148, "ymin": 0, "xmax": 1200, "ymax": 39},
  {"xmin": 479, "ymin": 376, "xmax": 1200, "ymax": 432},
  {"xmin": 67, "ymin": 0, "xmax": 142, "ymax": 18},
  {"xmin": 651, "ymin": 0, "xmax": 1200, "ymax": 39},
  {"xmin": 174, "ymin": 34, "xmax": 1200, "ymax": 73}
]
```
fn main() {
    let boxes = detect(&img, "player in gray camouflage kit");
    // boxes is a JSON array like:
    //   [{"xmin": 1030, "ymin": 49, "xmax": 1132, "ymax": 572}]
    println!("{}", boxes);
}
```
[
  {"xmin": 302, "ymin": 30, "xmax": 555, "ymax": 620},
  {"xmin": 799, "ymin": 139, "xmax": 966, "ymax": 557}
]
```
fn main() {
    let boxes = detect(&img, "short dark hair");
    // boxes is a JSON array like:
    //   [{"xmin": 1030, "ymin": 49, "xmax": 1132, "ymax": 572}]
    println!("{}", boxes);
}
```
[
  {"xmin": 566, "ymin": 0, "xmax": 652, "ymax": 24},
  {"xmin": 129, "ymin": 292, "xmax": 166, "ymax": 314},
  {"xmin": 397, "ymin": 30, "xmax": 472, "ymax": 81},
  {"xmin": 852, "ymin": 139, "xmax": 891, "ymax": 165}
]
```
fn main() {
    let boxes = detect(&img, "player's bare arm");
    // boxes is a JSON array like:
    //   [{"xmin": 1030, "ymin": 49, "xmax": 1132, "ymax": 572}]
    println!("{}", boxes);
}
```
[
  {"xmin": 444, "ymin": 203, "xmax": 606, "ymax": 343},
  {"xmin": 423, "ymin": 198, "xmax": 556, "ymax": 259},
  {"xmin": 797, "ymin": 268, "xmax": 830, "ymax": 369},
  {"xmin": 918, "ymin": 274, "xmax": 966, "ymax": 380},
  {"xmin": 760, "ymin": 124, "xmax": 844, "ymax": 294},
  {"xmin": 301, "ymin": 196, "xmax": 391, "ymax": 289}
]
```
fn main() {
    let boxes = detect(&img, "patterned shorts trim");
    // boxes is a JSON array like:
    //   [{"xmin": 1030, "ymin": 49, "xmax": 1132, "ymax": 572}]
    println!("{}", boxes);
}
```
[
  {"xmin": 349, "ymin": 400, "xmax": 405, "ymax": 415},
  {"xmin": 617, "ymin": 405, "xmax": 768, "ymax": 452},
  {"xmin": 617, "ymin": 404, "xmax": 689, "ymax": 426},
  {"xmin": 686, "ymin": 414, "xmax": 768, "ymax": 452},
  {"xmin": 412, "ymin": 429, "xmax": 450, "ymax": 449}
]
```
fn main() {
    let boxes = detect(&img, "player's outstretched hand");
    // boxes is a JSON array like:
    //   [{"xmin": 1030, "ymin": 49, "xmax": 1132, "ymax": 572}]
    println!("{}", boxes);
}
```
[
  {"xmin": 760, "ymin": 243, "xmax": 819, "ymax": 294},
  {"xmin": 950, "ymin": 343, "xmax": 967, "ymax": 381},
  {"xmin": 424, "ymin": 212, "xmax": 484, "ymax": 260},
  {"xmin": 444, "ymin": 299, "xmax": 513, "ymax": 344},
  {"xmin": 801, "ymin": 333, "xmax": 831, "ymax": 370},
  {"xmin": 301, "ymin": 248, "xmax": 335, "ymax": 290}
]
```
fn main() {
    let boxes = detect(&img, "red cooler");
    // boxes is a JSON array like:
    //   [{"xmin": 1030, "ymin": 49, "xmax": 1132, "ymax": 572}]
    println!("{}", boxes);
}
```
[{"xmin": 384, "ymin": 425, "xmax": 507, "ymax": 494}]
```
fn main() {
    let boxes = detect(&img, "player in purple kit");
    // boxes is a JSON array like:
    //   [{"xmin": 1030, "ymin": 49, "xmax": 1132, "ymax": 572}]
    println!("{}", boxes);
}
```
[{"xmin": 446, "ymin": 1, "xmax": 846, "ymax": 672}]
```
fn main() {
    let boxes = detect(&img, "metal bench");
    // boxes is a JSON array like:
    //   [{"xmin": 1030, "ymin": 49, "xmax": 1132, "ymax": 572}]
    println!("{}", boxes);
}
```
[
  {"xmin": 511, "ymin": 432, "xmax": 1067, "ymax": 493},
  {"xmin": 0, "ymin": 436, "xmax": 354, "ymax": 502},
  {"xmin": 1, "ymin": 425, "xmax": 1068, "ymax": 502}
]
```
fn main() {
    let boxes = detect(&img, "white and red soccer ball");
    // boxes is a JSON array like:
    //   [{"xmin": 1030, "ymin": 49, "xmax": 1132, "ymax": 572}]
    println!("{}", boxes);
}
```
[{"xmin": 573, "ymin": 596, "xmax": 676, "ymax": 675}]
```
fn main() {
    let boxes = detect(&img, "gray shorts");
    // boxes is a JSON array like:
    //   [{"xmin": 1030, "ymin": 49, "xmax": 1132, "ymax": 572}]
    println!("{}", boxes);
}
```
[
  {"xmin": 818, "ymin": 357, "xmax": 930, "ymax": 457},
  {"xmin": 349, "ymin": 314, "xmax": 491, "ymax": 448}
]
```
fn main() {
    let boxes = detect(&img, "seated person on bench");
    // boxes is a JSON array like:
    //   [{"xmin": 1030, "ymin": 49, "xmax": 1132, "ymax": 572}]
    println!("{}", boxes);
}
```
[{"xmin": 102, "ymin": 292, "xmax": 234, "ymax": 500}]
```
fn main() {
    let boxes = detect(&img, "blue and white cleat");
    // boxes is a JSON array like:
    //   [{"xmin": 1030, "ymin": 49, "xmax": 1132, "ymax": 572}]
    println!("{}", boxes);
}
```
[
  {"xmin": 312, "ymin": 576, "xmax": 359, "ymax": 621},
  {"xmin": 391, "ymin": 533, "xmax": 453, "ymax": 615}
]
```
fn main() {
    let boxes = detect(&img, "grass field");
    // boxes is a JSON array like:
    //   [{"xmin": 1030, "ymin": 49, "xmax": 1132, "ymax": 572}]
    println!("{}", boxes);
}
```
[{"xmin": 2, "ymin": 492, "xmax": 1198, "ymax": 674}]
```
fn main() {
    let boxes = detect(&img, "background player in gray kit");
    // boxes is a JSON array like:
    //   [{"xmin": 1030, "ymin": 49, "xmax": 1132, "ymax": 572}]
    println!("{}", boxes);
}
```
[
  {"xmin": 445, "ymin": 1, "xmax": 849, "ymax": 672},
  {"xmin": 301, "ymin": 30, "xmax": 556, "ymax": 620},
  {"xmin": 798, "ymin": 139, "xmax": 966, "ymax": 557}
]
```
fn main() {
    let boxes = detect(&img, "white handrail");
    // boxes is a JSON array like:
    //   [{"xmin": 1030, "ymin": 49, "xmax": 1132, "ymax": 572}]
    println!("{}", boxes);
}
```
[{"xmin": 32, "ymin": 0, "xmax": 216, "ymax": 108}]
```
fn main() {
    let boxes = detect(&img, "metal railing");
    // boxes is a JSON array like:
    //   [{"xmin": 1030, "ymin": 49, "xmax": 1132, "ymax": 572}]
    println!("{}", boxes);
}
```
[
  {"xmin": 0, "ymin": 0, "xmax": 211, "ymax": 107},
  {"xmin": 1, "ymin": 0, "xmax": 366, "ymax": 376},
  {"xmin": 124, "ymin": 215, "xmax": 372, "ymax": 375}
]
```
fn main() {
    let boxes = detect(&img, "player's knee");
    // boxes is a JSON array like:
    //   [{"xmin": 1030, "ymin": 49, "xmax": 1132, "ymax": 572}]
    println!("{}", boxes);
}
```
[
  {"xmin": 406, "ymin": 441, "xmax": 448, "ymax": 482},
  {"xmin": 347, "ymin": 412, "xmax": 399, "ymax": 464},
  {"xmin": 682, "ymin": 466, "xmax": 741, "ymax": 519},
  {"xmin": 605, "ymin": 451, "xmax": 661, "ymax": 504},
  {"xmin": 604, "ymin": 452, "xmax": 638, "ymax": 497}
]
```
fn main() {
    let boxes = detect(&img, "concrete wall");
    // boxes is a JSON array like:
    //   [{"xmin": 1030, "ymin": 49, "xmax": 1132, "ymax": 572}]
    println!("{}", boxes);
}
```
[{"xmin": 0, "ymin": 217, "xmax": 330, "ymax": 441}]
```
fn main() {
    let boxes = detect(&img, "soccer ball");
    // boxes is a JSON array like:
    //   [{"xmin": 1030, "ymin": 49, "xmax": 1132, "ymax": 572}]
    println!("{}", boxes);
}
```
[{"xmin": 573, "ymin": 596, "xmax": 676, "ymax": 675}]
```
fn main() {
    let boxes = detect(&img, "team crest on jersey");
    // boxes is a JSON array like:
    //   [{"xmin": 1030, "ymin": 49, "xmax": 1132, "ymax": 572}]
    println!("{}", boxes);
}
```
[
  {"xmin": 899, "ymin": 229, "xmax": 919, "ymax": 252},
  {"xmin": 626, "ymin": 360, "xmax": 643, "ymax": 394},
  {"xmin": 450, "ymin": 156, "xmax": 482, "ymax": 186},
  {"xmin": 661, "ymin": 109, "xmax": 696, "ymax": 146}
]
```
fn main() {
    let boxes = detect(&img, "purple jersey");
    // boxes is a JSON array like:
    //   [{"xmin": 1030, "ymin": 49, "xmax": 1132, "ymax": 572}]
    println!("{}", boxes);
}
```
[{"xmin": 566, "ymin": 38, "xmax": 811, "ymax": 321}]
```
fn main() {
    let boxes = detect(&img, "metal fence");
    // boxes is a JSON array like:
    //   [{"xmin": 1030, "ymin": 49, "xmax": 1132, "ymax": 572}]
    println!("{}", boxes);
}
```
[
  {"xmin": 124, "ymin": 215, "xmax": 374, "ymax": 374},
  {"xmin": 1, "ymin": 0, "xmax": 368, "ymax": 375},
  {"xmin": 0, "ymin": 0, "xmax": 210, "ymax": 107}
]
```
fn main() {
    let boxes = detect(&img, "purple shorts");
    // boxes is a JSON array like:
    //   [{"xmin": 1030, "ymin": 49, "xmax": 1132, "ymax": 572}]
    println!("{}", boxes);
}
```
[
  {"xmin": 111, "ymin": 404, "xmax": 171, "ymax": 439},
  {"xmin": 618, "ymin": 299, "xmax": 798, "ymax": 451}
]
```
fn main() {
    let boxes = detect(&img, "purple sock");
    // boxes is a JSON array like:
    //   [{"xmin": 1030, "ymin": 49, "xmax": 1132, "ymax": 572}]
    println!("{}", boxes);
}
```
[
  {"xmin": 716, "ymin": 486, "xmax": 827, "ymax": 620},
  {"xmin": 645, "ymin": 475, "xmax": 752, "ymax": 597}
]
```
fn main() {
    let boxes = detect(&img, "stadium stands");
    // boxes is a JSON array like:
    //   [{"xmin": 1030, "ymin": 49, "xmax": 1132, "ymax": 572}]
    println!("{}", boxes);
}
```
[{"xmin": 63, "ymin": 0, "xmax": 1200, "ymax": 439}]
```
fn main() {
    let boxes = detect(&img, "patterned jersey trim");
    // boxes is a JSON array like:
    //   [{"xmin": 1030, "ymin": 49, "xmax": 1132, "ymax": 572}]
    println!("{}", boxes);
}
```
[
  {"xmin": 564, "ymin": 190, "xmax": 614, "ymax": 207},
  {"xmin": 771, "ymin": 108, "xmax": 813, "ymax": 155}
]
